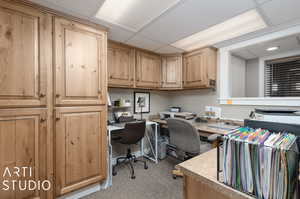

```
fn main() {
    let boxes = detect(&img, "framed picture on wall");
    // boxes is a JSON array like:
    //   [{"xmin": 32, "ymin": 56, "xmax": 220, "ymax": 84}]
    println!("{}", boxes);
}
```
[{"xmin": 134, "ymin": 92, "xmax": 150, "ymax": 114}]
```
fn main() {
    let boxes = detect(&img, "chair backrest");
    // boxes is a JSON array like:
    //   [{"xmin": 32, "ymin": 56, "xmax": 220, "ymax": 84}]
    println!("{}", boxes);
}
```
[
  {"xmin": 118, "ymin": 121, "xmax": 146, "ymax": 145},
  {"xmin": 167, "ymin": 118, "xmax": 200, "ymax": 155}
]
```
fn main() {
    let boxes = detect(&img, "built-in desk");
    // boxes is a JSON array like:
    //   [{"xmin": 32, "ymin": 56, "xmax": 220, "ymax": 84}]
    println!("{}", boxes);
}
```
[
  {"xmin": 151, "ymin": 118, "xmax": 241, "ymax": 135},
  {"xmin": 176, "ymin": 149, "xmax": 254, "ymax": 199}
]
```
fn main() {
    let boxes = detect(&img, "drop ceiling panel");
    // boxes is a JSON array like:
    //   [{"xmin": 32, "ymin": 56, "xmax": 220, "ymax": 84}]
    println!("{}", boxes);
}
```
[
  {"xmin": 155, "ymin": 45, "xmax": 184, "ymax": 54},
  {"xmin": 255, "ymin": 0, "xmax": 272, "ymax": 4},
  {"xmin": 232, "ymin": 49, "xmax": 257, "ymax": 60},
  {"xmin": 231, "ymin": 34, "xmax": 300, "ymax": 59},
  {"xmin": 247, "ymin": 35, "xmax": 300, "ymax": 57},
  {"xmin": 30, "ymin": 0, "xmax": 104, "ymax": 17},
  {"xmin": 260, "ymin": 0, "xmax": 300, "ymax": 25},
  {"xmin": 95, "ymin": 0, "xmax": 181, "ymax": 32},
  {"xmin": 139, "ymin": 0, "xmax": 256, "ymax": 44},
  {"xmin": 125, "ymin": 35, "xmax": 164, "ymax": 51}
]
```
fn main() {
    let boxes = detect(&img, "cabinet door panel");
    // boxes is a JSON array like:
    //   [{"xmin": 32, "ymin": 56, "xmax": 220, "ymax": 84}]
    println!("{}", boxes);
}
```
[
  {"xmin": 108, "ymin": 42, "xmax": 134, "ymax": 87},
  {"xmin": 136, "ymin": 51, "xmax": 161, "ymax": 88},
  {"xmin": 55, "ymin": 107, "xmax": 107, "ymax": 196},
  {"xmin": 161, "ymin": 55, "xmax": 182, "ymax": 89},
  {"xmin": 0, "ymin": 109, "xmax": 47, "ymax": 199},
  {"xmin": 0, "ymin": 3, "xmax": 49, "ymax": 107},
  {"xmin": 54, "ymin": 17, "xmax": 107, "ymax": 105}
]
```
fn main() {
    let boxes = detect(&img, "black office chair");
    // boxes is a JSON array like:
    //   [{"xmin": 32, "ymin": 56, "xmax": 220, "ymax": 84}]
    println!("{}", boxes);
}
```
[{"xmin": 112, "ymin": 121, "xmax": 148, "ymax": 179}]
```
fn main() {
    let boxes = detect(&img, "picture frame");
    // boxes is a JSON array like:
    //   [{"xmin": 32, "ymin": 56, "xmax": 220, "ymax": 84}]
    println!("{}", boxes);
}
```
[{"xmin": 134, "ymin": 92, "xmax": 150, "ymax": 114}]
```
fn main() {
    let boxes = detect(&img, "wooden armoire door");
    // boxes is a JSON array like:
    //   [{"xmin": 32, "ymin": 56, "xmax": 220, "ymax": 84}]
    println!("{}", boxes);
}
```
[
  {"xmin": 0, "ymin": 1, "xmax": 50, "ymax": 107},
  {"xmin": 0, "ymin": 109, "xmax": 48, "ymax": 199},
  {"xmin": 55, "ymin": 106, "xmax": 107, "ymax": 196},
  {"xmin": 54, "ymin": 17, "xmax": 107, "ymax": 106},
  {"xmin": 135, "ymin": 51, "xmax": 161, "ymax": 88},
  {"xmin": 161, "ymin": 55, "xmax": 182, "ymax": 89},
  {"xmin": 108, "ymin": 41, "xmax": 134, "ymax": 87}
]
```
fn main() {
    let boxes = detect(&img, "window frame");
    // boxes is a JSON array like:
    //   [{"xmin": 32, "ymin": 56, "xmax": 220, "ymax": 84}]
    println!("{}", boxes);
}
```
[{"xmin": 219, "ymin": 25, "xmax": 300, "ymax": 106}]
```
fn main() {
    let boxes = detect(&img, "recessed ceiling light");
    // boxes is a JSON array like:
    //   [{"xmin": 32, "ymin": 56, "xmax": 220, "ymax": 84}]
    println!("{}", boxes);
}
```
[
  {"xmin": 266, "ymin": 46, "xmax": 280, "ymax": 51},
  {"xmin": 95, "ymin": 0, "xmax": 181, "ymax": 32},
  {"xmin": 172, "ymin": 9, "xmax": 267, "ymax": 51}
]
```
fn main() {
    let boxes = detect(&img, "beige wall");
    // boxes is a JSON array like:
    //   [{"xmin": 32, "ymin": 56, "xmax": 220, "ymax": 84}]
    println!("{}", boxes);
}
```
[{"xmin": 108, "ymin": 88, "xmax": 172, "ymax": 119}]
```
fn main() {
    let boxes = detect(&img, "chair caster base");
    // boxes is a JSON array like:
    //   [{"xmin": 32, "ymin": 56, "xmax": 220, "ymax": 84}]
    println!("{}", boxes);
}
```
[
  {"xmin": 144, "ymin": 165, "xmax": 148, "ymax": 170},
  {"xmin": 131, "ymin": 175, "xmax": 136, "ymax": 179}
]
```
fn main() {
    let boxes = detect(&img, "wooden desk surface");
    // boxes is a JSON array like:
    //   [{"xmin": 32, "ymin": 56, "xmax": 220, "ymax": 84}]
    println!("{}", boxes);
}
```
[
  {"xmin": 176, "ymin": 149, "xmax": 254, "ymax": 199},
  {"xmin": 151, "ymin": 119, "xmax": 236, "ymax": 135}
]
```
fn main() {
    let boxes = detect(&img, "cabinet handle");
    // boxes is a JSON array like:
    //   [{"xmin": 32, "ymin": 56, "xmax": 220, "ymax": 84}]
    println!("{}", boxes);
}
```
[
  {"xmin": 40, "ymin": 118, "xmax": 46, "ymax": 122},
  {"xmin": 110, "ymin": 75, "xmax": 113, "ymax": 78},
  {"xmin": 56, "ymin": 94, "xmax": 60, "ymax": 98},
  {"xmin": 39, "ymin": 93, "xmax": 46, "ymax": 98},
  {"xmin": 131, "ymin": 78, "xmax": 134, "ymax": 81}
]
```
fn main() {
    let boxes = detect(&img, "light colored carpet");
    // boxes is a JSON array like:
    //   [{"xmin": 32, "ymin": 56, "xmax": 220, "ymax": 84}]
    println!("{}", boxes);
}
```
[{"xmin": 82, "ymin": 157, "xmax": 183, "ymax": 199}]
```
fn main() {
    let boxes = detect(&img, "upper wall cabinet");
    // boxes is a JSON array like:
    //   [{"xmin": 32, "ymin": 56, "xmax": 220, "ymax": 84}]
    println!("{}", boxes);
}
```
[
  {"xmin": 183, "ymin": 48, "xmax": 217, "ymax": 89},
  {"xmin": 0, "ymin": 2, "xmax": 51, "ymax": 107},
  {"xmin": 136, "ymin": 51, "xmax": 161, "ymax": 89},
  {"xmin": 108, "ymin": 41, "xmax": 135, "ymax": 88},
  {"xmin": 54, "ymin": 17, "xmax": 107, "ymax": 106},
  {"xmin": 161, "ymin": 55, "xmax": 182, "ymax": 89}
]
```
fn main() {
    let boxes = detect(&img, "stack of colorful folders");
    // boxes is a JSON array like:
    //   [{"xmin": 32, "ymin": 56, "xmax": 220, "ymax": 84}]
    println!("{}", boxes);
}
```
[{"xmin": 222, "ymin": 127, "xmax": 299, "ymax": 199}]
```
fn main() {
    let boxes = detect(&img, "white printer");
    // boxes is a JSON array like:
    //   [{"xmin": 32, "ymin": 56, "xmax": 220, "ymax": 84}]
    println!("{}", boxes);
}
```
[{"xmin": 253, "ymin": 108, "xmax": 300, "ymax": 124}]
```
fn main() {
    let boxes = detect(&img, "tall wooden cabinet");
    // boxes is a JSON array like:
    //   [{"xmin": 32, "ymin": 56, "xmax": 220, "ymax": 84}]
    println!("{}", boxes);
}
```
[
  {"xmin": 107, "ymin": 41, "xmax": 135, "ymax": 87},
  {"xmin": 0, "ymin": 1, "xmax": 107, "ymax": 199},
  {"xmin": 183, "ymin": 48, "xmax": 217, "ymax": 89},
  {"xmin": 0, "ymin": 1, "xmax": 53, "ymax": 199},
  {"xmin": 135, "ymin": 50, "xmax": 161, "ymax": 88},
  {"xmin": 53, "ymin": 17, "xmax": 107, "ymax": 196},
  {"xmin": 161, "ymin": 55, "xmax": 182, "ymax": 89}
]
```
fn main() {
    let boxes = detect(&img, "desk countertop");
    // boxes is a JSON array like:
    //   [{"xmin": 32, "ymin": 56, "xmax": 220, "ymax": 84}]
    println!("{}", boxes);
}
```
[
  {"xmin": 176, "ymin": 149, "xmax": 254, "ymax": 199},
  {"xmin": 151, "ymin": 119, "xmax": 240, "ymax": 135}
]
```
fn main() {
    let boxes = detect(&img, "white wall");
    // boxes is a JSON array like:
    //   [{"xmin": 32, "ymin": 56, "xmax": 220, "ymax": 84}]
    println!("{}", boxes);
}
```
[
  {"xmin": 245, "ymin": 58, "xmax": 260, "ymax": 97},
  {"xmin": 230, "ymin": 55, "xmax": 246, "ymax": 97}
]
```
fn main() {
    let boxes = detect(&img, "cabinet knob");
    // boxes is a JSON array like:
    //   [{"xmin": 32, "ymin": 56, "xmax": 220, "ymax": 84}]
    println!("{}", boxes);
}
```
[
  {"xmin": 39, "ymin": 93, "xmax": 46, "ymax": 98},
  {"xmin": 56, "ymin": 94, "xmax": 60, "ymax": 98},
  {"xmin": 40, "ymin": 118, "xmax": 46, "ymax": 122},
  {"xmin": 110, "ymin": 75, "xmax": 113, "ymax": 78}
]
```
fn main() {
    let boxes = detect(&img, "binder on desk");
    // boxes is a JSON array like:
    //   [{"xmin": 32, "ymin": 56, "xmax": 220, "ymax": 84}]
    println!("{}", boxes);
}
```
[{"xmin": 219, "ymin": 120, "xmax": 299, "ymax": 199}]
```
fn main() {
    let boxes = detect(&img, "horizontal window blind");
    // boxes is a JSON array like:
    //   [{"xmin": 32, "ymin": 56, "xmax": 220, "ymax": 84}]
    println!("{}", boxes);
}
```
[{"xmin": 265, "ymin": 55, "xmax": 300, "ymax": 97}]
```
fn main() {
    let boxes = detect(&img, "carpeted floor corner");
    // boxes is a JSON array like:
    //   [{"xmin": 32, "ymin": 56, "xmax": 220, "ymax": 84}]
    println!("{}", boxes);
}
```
[{"xmin": 82, "ymin": 157, "xmax": 183, "ymax": 199}]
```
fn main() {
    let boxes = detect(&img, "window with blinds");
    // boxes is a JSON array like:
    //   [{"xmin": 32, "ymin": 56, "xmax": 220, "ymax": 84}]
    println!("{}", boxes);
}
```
[{"xmin": 265, "ymin": 55, "xmax": 300, "ymax": 97}]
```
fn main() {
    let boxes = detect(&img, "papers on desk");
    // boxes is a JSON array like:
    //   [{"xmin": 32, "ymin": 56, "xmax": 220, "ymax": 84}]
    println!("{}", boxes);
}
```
[{"xmin": 223, "ymin": 127, "xmax": 299, "ymax": 199}]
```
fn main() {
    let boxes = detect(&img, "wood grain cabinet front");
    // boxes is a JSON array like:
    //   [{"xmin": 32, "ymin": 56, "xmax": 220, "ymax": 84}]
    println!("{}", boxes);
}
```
[
  {"xmin": 0, "ymin": 2, "xmax": 51, "ymax": 107},
  {"xmin": 107, "ymin": 41, "xmax": 135, "ymax": 88},
  {"xmin": 55, "ymin": 106, "xmax": 107, "ymax": 196},
  {"xmin": 0, "ymin": 108, "xmax": 49, "ymax": 199},
  {"xmin": 183, "ymin": 48, "xmax": 217, "ymax": 89},
  {"xmin": 135, "ymin": 51, "xmax": 161, "ymax": 89},
  {"xmin": 161, "ymin": 55, "xmax": 183, "ymax": 89},
  {"xmin": 54, "ymin": 17, "xmax": 107, "ymax": 106}
]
